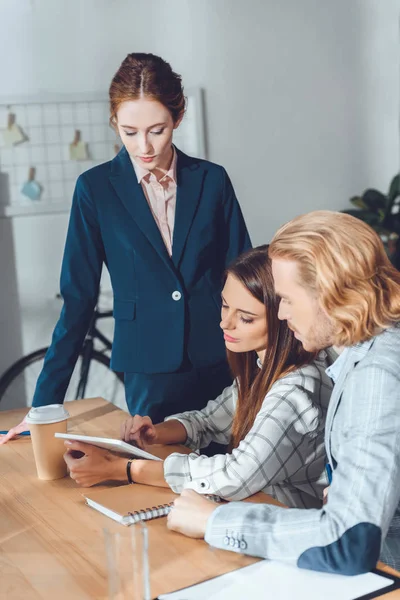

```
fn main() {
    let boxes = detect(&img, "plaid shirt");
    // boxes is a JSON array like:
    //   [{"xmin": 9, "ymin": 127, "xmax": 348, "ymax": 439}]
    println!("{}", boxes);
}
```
[
  {"xmin": 163, "ymin": 357, "xmax": 333, "ymax": 508},
  {"xmin": 205, "ymin": 326, "xmax": 400, "ymax": 574}
]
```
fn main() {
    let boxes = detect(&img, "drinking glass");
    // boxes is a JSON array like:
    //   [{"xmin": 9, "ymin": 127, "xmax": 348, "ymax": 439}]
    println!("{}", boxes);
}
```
[{"xmin": 104, "ymin": 523, "xmax": 151, "ymax": 600}]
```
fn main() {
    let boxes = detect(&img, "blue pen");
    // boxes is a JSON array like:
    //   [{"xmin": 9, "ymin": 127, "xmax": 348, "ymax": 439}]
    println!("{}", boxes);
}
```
[
  {"xmin": 0, "ymin": 430, "xmax": 30, "ymax": 436},
  {"xmin": 325, "ymin": 463, "xmax": 333, "ymax": 484}
]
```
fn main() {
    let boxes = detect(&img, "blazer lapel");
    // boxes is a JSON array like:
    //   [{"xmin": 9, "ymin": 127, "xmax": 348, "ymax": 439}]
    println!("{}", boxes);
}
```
[
  {"xmin": 172, "ymin": 149, "xmax": 205, "ymax": 268},
  {"xmin": 109, "ymin": 148, "xmax": 172, "ymax": 271},
  {"xmin": 325, "ymin": 349, "xmax": 358, "ymax": 467}
]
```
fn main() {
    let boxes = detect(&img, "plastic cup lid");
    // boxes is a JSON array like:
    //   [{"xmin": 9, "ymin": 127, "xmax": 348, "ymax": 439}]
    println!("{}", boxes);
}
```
[{"xmin": 25, "ymin": 404, "xmax": 70, "ymax": 425}]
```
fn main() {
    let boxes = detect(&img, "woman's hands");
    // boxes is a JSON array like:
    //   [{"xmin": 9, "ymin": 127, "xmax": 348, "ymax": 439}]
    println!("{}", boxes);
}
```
[
  {"xmin": 120, "ymin": 415, "xmax": 187, "ymax": 447},
  {"xmin": 63, "ymin": 439, "xmax": 168, "ymax": 489},
  {"xmin": 0, "ymin": 417, "xmax": 29, "ymax": 444},
  {"xmin": 63, "ymin": 440, "xmax": 127, "ymax": 487},
  {"xmin": 120, "ymin": 415, "xmax": 158, "ymax": 448}
]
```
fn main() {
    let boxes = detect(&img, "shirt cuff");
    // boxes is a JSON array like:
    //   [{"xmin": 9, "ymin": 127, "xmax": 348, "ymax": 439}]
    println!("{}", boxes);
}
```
[
  {"xmin": 163, "ymin": 415, "xmax": 199, "ymax": 451},
  {"xmin": 204, "ymin": 504, "xmax": 231, "ymax": 549},
  {"xmin": 163, "ymin": 453, "xmax": 192, "ymax": 493}
]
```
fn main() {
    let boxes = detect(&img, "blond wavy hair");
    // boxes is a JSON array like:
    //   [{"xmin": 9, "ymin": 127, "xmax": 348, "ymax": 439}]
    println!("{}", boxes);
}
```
[{"xmin": 269, "ymin": 210, "xmax": 400, "ymax": 346}]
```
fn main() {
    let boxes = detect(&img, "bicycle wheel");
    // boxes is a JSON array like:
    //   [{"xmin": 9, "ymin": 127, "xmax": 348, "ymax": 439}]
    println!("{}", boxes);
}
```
[{"xmin": 0, "ymin": 348, "xmax": 127, "ymax": 412}]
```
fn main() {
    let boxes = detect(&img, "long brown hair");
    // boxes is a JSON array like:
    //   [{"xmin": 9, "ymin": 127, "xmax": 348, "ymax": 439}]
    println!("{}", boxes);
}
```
[
  {"xmin": 228, "ymin": 246, "xmax": 315, "ymax": 449},
  {"xmin": 109, "ymin": 53, "xmax": 186, "ymax": 126}
]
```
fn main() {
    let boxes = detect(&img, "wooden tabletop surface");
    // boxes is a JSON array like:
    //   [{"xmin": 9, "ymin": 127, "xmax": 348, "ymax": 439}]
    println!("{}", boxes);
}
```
[{"xmin": 1, "ymin": 397, "xmax": 399, "ymax": 599}]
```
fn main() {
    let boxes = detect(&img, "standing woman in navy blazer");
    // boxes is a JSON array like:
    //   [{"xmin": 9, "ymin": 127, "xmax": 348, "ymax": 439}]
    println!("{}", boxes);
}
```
[{"xmin": 2, "ymin": 52, "xmax": 251, "ymax": 438}]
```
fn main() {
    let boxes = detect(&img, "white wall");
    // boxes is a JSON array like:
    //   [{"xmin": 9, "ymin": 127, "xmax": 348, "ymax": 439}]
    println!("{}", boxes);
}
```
[{"xmin": 0, "ymin": 0, "xmax": 399, "ymax": 402}]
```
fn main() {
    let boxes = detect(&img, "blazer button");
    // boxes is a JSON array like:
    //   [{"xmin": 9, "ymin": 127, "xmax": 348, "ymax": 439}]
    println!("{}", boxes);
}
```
[
  {"xmin": 198, "ymin": 479, "xmax": 210, "ymax": 491},
  {"xmin": 172, "ymin": 291, "xmax": 182, "ymax": 301}
]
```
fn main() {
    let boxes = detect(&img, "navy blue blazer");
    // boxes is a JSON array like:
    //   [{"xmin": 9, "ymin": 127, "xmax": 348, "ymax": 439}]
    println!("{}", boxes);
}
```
[{"xmin": 32, "ymin": 147, "xmax": 251, "ymax": 406}]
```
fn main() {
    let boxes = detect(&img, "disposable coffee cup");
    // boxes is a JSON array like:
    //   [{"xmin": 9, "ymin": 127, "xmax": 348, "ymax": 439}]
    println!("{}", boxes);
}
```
[{"xmin": 25, "ymin": 404, "xmax": 70, "ymax": 481}]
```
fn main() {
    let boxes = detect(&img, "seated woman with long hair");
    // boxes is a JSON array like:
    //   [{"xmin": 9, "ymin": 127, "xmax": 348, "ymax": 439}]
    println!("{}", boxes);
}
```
[{"xmin": 64, "ymin": 246, "xmax": 332, "ymax": 508}]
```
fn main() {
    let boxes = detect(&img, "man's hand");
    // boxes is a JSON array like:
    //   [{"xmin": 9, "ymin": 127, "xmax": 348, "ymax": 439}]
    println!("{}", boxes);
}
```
[
  {"xmin": 0, "ymin": 418, "xmax": 29, "ymax": 445},
  {"xmin": 63, "ymin": 440, "xmax": 124, "ymax": 487},
  {"xmin": 120, "ymin": 415, "xmax": 158, "ymax": 448},
  {"xmin": 167, "ymin": 489, "xmax": 219, "ymax": 539}
]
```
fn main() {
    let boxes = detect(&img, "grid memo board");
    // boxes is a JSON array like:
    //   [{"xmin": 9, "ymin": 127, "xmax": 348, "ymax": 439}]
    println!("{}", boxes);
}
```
[{"xmin": 0, "ymin": 89, "xmax": 205, "ymax": 218}]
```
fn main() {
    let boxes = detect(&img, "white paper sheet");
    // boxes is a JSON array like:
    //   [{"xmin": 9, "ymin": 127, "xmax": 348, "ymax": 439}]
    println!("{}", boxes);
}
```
[{"xmin": 158, "ymin": 560, "xmax": 394, "ymax": 600}]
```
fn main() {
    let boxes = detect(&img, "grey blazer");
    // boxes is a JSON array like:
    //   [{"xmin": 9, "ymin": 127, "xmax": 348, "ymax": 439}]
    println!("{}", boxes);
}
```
[{"xmin": 204, "ymin": 326, "xmax": 400, "ymax": 574}]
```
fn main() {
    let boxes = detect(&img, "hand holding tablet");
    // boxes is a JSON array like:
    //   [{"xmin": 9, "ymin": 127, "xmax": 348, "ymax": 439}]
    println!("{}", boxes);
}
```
[{"xmin": 54, "ymin": 433, "xmax": 162, "ymax": 461}]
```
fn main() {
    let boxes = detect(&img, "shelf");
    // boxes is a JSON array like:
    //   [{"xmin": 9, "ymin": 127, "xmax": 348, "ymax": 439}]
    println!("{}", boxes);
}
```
[{"xmin": 0, "ymin": 203, "xmax": 71, "ymax": 218}]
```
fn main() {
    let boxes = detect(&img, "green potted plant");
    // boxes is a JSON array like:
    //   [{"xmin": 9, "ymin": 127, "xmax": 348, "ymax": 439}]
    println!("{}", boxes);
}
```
[{"xmin": 343, "ymin": 174, "xmax": 400, "ymax": 268}]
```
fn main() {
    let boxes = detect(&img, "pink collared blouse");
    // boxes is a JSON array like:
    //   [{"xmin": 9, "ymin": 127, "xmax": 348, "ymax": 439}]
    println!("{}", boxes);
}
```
[{"xmin": 130, "ymin": 147, "xmax": 177, "ymax": 256}]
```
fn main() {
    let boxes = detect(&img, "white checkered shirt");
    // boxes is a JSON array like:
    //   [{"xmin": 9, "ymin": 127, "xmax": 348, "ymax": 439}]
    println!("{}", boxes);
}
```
[{"xmin": 163, "ymin": 356, "xmax": 333, "ymax": 508}]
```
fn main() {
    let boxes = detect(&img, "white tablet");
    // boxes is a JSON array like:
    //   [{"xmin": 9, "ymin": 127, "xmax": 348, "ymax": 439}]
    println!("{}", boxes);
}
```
[{"xmin": 55, "ymin": 433, "xmax": 162, "ymax": 461}]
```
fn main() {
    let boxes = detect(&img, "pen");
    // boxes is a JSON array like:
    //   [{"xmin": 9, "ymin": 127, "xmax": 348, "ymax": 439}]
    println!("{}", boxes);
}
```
[
  {"xmin": 0, "ymin": 430, "xmax": 31, "ymax": 436},
  {"xmin": 325, "ymin": 463, "xmax": 333, "ymax": 484}
]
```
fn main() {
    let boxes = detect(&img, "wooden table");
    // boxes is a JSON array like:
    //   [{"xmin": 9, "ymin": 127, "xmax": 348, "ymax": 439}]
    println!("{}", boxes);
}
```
[{"xmin": 1, "ymin": 398, "xmax": 399, "ymax": 600}]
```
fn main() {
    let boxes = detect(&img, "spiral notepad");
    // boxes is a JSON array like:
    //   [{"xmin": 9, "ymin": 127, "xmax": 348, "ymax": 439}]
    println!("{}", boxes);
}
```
[
  {"xmin": 128, "ymin": 502, "xmax": 174, "ymax": 523},
  {"xmin": 83, "ymin": 484, "xmax": 178, "ymax": 526}
]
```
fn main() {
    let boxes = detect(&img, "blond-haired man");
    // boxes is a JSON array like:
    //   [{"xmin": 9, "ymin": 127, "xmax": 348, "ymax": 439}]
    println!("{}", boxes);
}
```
[{"xmin": 167, "ymin": 211, "xmax": 400, "ymax": 574}]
